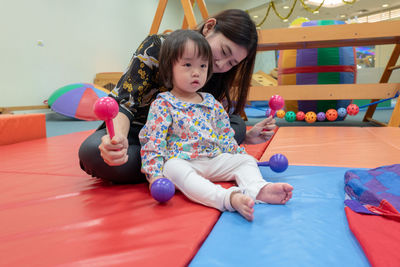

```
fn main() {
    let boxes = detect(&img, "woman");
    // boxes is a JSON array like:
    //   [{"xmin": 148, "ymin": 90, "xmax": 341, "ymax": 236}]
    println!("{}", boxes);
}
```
[{"xmin": 79, "ymin": 9, "xmax": 276, "ymax": 184}]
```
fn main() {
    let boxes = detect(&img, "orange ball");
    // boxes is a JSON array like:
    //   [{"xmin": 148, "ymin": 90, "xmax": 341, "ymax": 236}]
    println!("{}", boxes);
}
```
[
  {"xmin": 276, "ymin": 109, "xmax": 286, "ymax": 118},
  {"xmin": 325, "ymin": 109, "xmax": 338, "ymax": 121},
  {"xmin": 305, "ymin": 111, "xmax": 317, "ymax": 123}
]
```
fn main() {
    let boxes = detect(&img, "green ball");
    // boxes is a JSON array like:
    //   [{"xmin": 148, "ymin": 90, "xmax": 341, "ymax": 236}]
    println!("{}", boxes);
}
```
[{"xmin": 285, "ymin": 111, "xmax": 296, "ymax": 122}]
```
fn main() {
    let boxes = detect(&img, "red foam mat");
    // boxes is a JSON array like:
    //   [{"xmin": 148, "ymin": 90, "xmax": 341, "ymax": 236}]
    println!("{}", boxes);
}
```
[
  {"xmin": 0, "ymin": 131, "xmax": 219, "ymax": 266},
  {"xmin": 0, "ymin": 130, "xmax": 269, "ymax": 266},
  {"xmin": 345, "ymin": 207, "xmax": 400, "ymax": 267}
]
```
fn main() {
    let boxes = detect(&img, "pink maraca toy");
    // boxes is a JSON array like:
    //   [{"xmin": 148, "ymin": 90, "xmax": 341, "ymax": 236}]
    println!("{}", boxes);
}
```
[
  {"xmin": 269, "ymin": 95, "xmax": 284, "ymax": 117},
  {"xmin": 93, "ymin": 97, "xmax": 119, "ymax": 139}
]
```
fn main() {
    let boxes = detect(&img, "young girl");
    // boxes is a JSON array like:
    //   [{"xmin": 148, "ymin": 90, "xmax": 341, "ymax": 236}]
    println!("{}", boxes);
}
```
[
  {"xmin": 139, "ymin": 30, "xmax": 293, "ymax": 222},
  {"xmin": 78, "ymin": 9, "xmax": 276, "ymax": 184}
]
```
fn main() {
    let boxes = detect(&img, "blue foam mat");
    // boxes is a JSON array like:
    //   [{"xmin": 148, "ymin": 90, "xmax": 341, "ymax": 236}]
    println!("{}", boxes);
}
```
[
  {"xmin": 190, "ymin": 165, "xmax": 370, "ymax": 267},
  {"xmin": 244, "ymin": 107, "xmax": 268, "ymax": 118}
]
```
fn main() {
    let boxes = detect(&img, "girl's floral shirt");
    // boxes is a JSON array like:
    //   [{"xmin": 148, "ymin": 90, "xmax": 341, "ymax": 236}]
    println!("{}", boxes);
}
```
[{"xmin": 139, "ymin": 91, "xmax": 245, "ymax": 180}]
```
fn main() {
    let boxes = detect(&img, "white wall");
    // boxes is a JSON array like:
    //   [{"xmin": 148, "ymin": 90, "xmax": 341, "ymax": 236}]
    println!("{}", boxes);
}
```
[
  {"xmin": 0, "ymin": 0, "xmax": 187, "ymax": 107},
  {"xmin": 2, "ymin": 1, "xmax": 396, "ymax": 108}
]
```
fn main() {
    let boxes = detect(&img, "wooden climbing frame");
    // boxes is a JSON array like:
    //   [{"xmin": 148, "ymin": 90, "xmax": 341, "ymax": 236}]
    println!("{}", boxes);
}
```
[
  {"xmin": 252, "ymin": 20, "xmax": 400, "ymax": 127},
  {"xmin": 149, "ymin": 0, "xmax": 209, "ymax": 35}
]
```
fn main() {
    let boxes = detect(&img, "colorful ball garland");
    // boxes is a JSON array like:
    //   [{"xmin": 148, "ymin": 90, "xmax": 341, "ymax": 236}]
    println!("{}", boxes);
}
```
[
  {"xmin": 325, "ymin": 109, "xmax": 338, "ymax": 121},
  {"xmin": 305, "ymin": 111, "xmax": 317, "ymax": 123},
  {"xmin": 337, "ymin": 107, "xmax": 347, "ymax": 117},
  {"xmin": 285, "ymin": 111, "xmax": 296, "ymax": 122},
  {"xmin": 347, "ymin": 104, "xmax": 359, "ymax": 116},
  {"xmin": 296, "ymin": 111, "xmax": 305, "ymax": 121},
  {"xmin": 268, "ymin": 104, "xmax": 360, "ymax": 123},
  {"xmin": 316, "ymin": 112, "xmax": 325, "ymax": 122}
]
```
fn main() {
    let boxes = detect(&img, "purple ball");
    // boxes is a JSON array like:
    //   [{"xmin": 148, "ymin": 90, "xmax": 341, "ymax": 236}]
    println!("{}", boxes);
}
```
[
  {"xmin": 317, "ymin": 112, "xmax": 326, "ymax": 121},
  {"xmin": 150, "ymin": 178, "xmax": 175, "ymax": 203},
  {"xmin": 337, "ymin": 107, "xmax": 347, "ymax": 117},
  {"xmin": 269, "ymin": 154, "xmax": 289, "ymax": 173},
  {"xmin": 265, "ymin": 108, "xmax": 272, "ymax": 117}
]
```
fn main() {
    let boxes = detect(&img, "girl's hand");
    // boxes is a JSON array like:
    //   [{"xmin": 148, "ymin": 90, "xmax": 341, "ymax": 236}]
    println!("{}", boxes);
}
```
[
  {"xmin": 244, "ymin": 116, "xmax": 276, "ymax": 144},
  {"xmin": 98, "ymin": 134, "xmax": 129, "ymax": 166}
]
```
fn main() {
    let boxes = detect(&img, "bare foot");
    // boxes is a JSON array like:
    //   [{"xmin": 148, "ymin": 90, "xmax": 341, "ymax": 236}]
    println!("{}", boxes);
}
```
[
  {"xmin": 256, "ymin": 183, "xmax": 293, "ymax": 204},
  {"xmin": 230, "ymin": 192, "xmax": 255, "ymax": 221}
]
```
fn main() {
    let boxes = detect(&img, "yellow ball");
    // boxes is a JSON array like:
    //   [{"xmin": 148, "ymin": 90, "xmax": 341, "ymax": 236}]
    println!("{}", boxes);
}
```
[
  {"xmin": 305, "ymin": 111, "xmax": 317, "ymax": 123},
  {"xmin": 276, "ymin": 109, "xmax": 286, "ymax": 118},
  {"xmin": 290, "ymin": 17, "xmax": 310, "ymax": 27}
]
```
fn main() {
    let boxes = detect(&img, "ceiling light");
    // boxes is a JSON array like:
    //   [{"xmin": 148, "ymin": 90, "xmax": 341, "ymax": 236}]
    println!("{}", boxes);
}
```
[
  {"xmin": 340, "ymin": 14, "xmax": 346, "ymax": 18},
  {"xmin": 283, "ymin": 19, "xmax": 289, "ymax": 22},
  {"xmin": 253, "ymin": 15, "xmax": 259, "ymax": 18},
  {"xmin": 305, "ymin": 0, "xmax": 348, "ymax": 8},
  {"xmin": 313, "ymin": 10, "xmax": 320, "ymax": 14},
  {"xmin": 283, "ymin": 6, "xmax": 290, "ymax": 9},
  {"xmin": 382, "ymin": 4, "xmax": 389, "ymax": 8}
]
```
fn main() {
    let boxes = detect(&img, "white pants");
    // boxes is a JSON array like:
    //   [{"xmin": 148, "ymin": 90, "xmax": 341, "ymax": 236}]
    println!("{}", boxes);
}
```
[{"xmin": 163, "ymin": 153, "xmax": 270, "ymax": 212}]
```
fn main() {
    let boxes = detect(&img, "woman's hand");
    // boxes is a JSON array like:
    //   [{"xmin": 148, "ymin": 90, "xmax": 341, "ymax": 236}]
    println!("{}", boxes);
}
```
[
  {"xmin": 98, "ymin": 134, "xmax": 129, "ymax": 166},
  {"xmin": 243, "ymin": 116, "xmax": 276, "ymax": 145}
]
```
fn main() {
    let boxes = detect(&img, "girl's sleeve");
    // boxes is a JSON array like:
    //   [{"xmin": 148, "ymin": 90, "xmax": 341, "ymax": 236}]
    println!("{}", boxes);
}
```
[
  {"xmin": 214, "ymin": 101, "xmax": 246, "ymax": 154},
  {"xmin": 110, "ymin": 35, "xmax": 164, "ymax": 121},
  {"xmin": 139, "ymin": 98, "xmax": 172, "ymax": 180}
]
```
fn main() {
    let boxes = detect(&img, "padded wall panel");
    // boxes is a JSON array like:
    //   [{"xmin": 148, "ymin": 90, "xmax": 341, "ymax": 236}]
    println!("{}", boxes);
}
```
[{"xmin": 0, "ymin": 114, "xmax": 46, "ymax": 145}]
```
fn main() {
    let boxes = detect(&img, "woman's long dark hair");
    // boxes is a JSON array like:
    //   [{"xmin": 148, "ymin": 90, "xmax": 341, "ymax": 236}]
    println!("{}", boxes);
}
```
[{"xmin": 197, "ymin": 9, "xmax": 258, "ymax": 115}]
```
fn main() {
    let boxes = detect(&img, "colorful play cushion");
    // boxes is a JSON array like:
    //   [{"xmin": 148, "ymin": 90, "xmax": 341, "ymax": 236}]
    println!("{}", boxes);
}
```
[{"xmin": 48, "ymin": 83, "xmax": 110, "ymax": 121}]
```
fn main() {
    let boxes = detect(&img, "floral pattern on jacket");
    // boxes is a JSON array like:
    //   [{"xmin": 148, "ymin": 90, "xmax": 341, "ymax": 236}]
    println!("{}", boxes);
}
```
[{"xmin": 139, "ymin": 91, "xmax": 245, "ymax": 180}]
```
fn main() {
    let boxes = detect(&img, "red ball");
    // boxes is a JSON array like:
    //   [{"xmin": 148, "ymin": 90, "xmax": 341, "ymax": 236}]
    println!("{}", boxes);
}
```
[
  {"xmin": 325, "ymin": 109, "xmax": 338, "ymax": 121},
  {"xmin": 296, "ymin": 111, "xmax": 305, "ymax": 121},
  {"xmin": 347, "ymin": 104, "xmax": 359, "ymax": 116},
  {"xmin": 93, "ymin": 97, "xmax": 119, "ymax": 120}
]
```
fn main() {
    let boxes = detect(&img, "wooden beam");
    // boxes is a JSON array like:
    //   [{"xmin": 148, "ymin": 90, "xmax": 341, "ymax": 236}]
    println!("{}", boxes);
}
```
[
  {"xmin": 387, "ymin": 98, "xmax": 400, "ymax": 127},
  {"xmin": 257, "ymin": 20, "xmax": 400, "ymax": 51},
  {"xmin": 388, "ymin": 65, "xmax": 400, "ymax": 71},
  {"xmin": 0, "ymin": 105, "xmax": 49, "ymax": 114},
  {"xmin": 248, "ymin": 83, "xmax": 399, "ymax": 101},
  {"xmin": 196, "ymin": 0, "xmax": 209, "ymax": 20},
  {"xmin": 379, "ymin": 44, "xmax": 400, "ymax": 84},
  {"xmin": 181, "ymin": 0, "xmax": 197, "ymax": 29},
  {"xmin": 181, "ymin": 0, "xmax": 195, "ymax": 30},
  {"xmin": 363, "ymin": 117, "xmax": 388, "ymax": 127},
  {"xmin": 149, "ymin": 0, "xmax": 168, "ymax": 34},
  {"xmin": 363, "ymin": 43, "xmax": 400, "ymax": 123}
]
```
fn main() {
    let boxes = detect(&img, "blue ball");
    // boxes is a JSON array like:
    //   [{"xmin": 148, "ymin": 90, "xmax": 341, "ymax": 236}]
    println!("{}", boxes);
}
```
[
  {"xmin": 150, "ymin": 178, "xmax": 175, "ymax": 203},
  {"xmin": 269, "ymin": 154, "xmax": 289, "ymax": 173},
  {"xmin": 337, "ymin": 107, "xmax": 347, "ymax": 117}
]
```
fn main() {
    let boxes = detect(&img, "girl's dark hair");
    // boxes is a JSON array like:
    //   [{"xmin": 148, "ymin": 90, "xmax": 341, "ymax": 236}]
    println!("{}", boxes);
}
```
[
  {"xmin": 198, "ymin": 9, "xmax": 258, "ymax": 115},
  {"xmin": 159, "ymin": 29, "xmax": 213, "ymax": 89}
]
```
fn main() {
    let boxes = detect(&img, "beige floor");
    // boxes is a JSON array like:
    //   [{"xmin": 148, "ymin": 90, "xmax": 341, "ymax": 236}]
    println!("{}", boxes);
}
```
[{"xmin": 261, "ymin": 127, "xmax": 400, "ymax": 168}]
